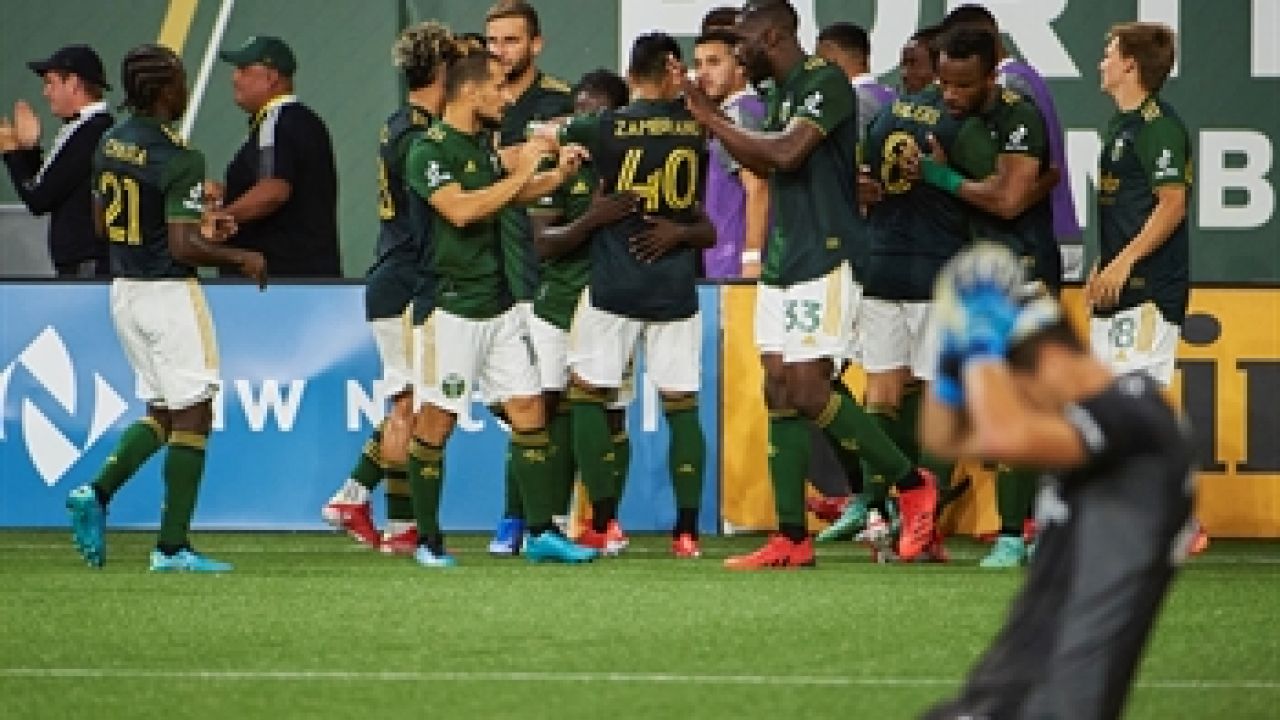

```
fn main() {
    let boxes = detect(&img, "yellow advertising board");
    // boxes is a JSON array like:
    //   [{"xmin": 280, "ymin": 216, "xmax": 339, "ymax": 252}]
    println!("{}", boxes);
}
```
[{"xmin": 719, "ymin": 285, "xmax": 1280, "ymax": 538}]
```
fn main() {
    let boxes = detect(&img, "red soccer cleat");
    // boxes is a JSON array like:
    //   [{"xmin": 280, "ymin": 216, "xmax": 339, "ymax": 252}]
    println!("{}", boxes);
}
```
[
  {"xmin": 724, "ymin": 534, "xmax": 814, "ymax": 570},
  {"xmin": 896, "ymin": 469, "xmax": 938, "ymax": 561},
  {"xmin": 672, "ymin": 533, "xmax": 701, "ymax": 558},
  {"xmin": 1189, "ymin": 519, "xmax": 1210, "ymax": 555},
  {"xmin": 379, "ymin": 526, "xmax": 419, "ymax": 556},
  {"xmin": 1022, "ymin": 518, "xmax": 1038, "ymax": 544},
  {"xmin": 578, "ymin": 521, "xmax": 627, "ymax": 556},
  {"xmin": 917, "ymin": 529, "xmax": 950, "ymax": 563},
  {"xmin": 321, "ymin": 501, "xmax": 381, "ymax": 549}
]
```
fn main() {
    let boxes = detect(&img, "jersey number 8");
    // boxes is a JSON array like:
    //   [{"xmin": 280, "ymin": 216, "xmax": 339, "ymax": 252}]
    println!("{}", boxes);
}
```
[{"xmin": 616, "ymin": 147, "xmax": 698, "ymax": 213}]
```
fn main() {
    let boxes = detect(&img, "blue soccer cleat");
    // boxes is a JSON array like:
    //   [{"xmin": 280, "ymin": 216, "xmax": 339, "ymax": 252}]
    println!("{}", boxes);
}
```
[
  {"xmin": 149, "ymin": 549, "xmax": 233, "ymax": 573},
  {"xmin": 979, "ymin": 535, "xmax": 1027, "ymax": 568},
  {"xmin": 66, "ymin": 484, "xmax": 106, "ymax": 568},
  {"xmin": 816, "ymin": 495, "xmax": 869, "ymax": 542},
  {"xmin": 413, "ymin": 543, "xmax": 457, "ymax": 568},
  {"xmin": 524, "ymin": 531, "xmax": 598, "ymax": 564},
  {"xmin": 488, "ymin": 517, "xmax": 525, "ymax": 557}
]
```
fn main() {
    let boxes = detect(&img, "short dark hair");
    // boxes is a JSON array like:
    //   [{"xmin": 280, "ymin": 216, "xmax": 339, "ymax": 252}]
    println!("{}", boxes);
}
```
[
  {"xmin": 741, "ymin": 0, "xmax": 799, "ymax": 35},
  {"xmin": 628, "ymin": 32, "xmax": 681, "ymax": 81},
  {"xmin": 943, "ymin": 3, "xmax": 998, "ymax": 31},
  {"xmin": 817, "ymin": 22, "xmax": 870, "ymax": 59},
  {"xmin": 444, "ymin": 50, "xmax": 498, "ymax": 101},
  {"xmin": 910, "ymin": 25, "xmax": 942, "ymax": 67},
  {"xmin": 485, "ymin": 0, "xmax": 541, "ymax": 38},
  {"xmin": 1007, "ymin": 319, "xmax": 1085, "ymax": 371},
  {"xmin": 694, "ymin": 29, "xmax": 739, "ymax": 51},
  {"xmin": 121, "ymin": 44, "xmax": 183, "ymax": 114},
  {"xmin": 1108, "ymin": 22, "xmax": 1177, "ymax": 93},
  {"xmin": 701, "ymin": 6, "xmax": 740, "ymax": 33},
  {"xmin": 939, "ymin": 26, "xmax": 998, "ymax": 75},
  {"xmin": 575, "ymin": 68, "xmax": 629, "ymax": 109}
]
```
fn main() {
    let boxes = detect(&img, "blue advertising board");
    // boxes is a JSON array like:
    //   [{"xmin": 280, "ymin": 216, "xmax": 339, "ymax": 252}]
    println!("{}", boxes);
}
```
[{"xmin": 0, "ymin": 282, "xmax": 720, "ymax": 534}]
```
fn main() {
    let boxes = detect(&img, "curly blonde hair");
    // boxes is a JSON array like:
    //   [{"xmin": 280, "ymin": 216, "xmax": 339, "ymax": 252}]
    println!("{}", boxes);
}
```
[{"xmin": 392, "ymin": 21, "xmax": 457, "ymax": 89}]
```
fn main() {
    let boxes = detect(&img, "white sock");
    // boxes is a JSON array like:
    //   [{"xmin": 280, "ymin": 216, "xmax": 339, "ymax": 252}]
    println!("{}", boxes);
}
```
[
  {"xmin": 330, "ymin": 479, "xmax": 370, "ymax": 506},
  {"xmin": 384, "ymin": 520, "xmax": 414, "ymax": 536}
]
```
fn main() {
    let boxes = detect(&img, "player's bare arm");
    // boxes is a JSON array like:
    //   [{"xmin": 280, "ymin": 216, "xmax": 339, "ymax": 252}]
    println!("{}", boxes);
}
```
[
  {"xmin": 958, "ymin": 360, "xmax": 1088, "ymax": 468},
  {"xmin": 426, "ymin": 143, "xmax": 542, "ymax": 228},
  {"xmin": 628, "ymin": 208, "xmax": 716, "ymax": 264},
  {"xmin": 533, "ymin": 186, "xmax": 637, "ymax": 260},
  {"xmin": 220, "ymin": 177, "xmax": 290, "ymax": 224},
  {"xmin": 514, "ymin": 143, "xmax": 587, "ymax": 202},
  {"xmin": 167, "ymin": 220, "xmax": 267, "ymax": 289},
  {"xmin": 1086, "ymin": 183, "xmax": 1187, "ymax": 308}
]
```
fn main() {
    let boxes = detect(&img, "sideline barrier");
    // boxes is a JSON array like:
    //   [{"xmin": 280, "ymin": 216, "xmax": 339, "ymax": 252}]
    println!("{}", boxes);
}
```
[{"xmin": 0, "ymin": 283, "xmax": 720, "ymax": 533}]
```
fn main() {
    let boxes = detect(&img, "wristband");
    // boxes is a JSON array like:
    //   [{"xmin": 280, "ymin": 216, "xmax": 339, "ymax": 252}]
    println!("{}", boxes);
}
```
[
  {"xmin": 921, "ymin": 157, "xmax": 964, "ymax": 196},
  {"xmin": 741, "ymin": 249, "xmax": 761, "ymax": 263}
]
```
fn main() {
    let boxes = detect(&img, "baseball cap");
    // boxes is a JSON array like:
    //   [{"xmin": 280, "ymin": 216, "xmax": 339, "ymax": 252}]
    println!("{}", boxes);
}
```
[
  {"xmin": 219, "ymin": 35, "xmax": 297, "ymax": 76},
  {"xmin": 27, "ymin": 44, "xmax": 112, "ymax": 90}
]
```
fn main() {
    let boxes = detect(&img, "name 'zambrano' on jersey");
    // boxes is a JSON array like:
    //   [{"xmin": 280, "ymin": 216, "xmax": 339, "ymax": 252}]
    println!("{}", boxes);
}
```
[
  {"xmin": 760, "ymin": 56, "xmax": 862, "ymax": 288},
  {"xmin": 92, "ymin": 114, "xmax": 205, "ymax": 279},
  {"xmin": 1097, "ymin": 95, "xmax": 1192, "ymax": 325},
  {"xmin": 562, "ymin": 98, "xmax": 705, "ymax": 321}
]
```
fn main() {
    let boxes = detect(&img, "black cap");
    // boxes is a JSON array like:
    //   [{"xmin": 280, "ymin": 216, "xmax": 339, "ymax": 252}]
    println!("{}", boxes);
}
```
[{"xmin": 28, "ymin": 44, "xmax": 111, "ymax": 90}]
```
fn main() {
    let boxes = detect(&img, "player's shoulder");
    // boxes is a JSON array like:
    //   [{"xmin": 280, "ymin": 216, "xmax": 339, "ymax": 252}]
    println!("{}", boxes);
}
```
[
  {"xmin": 538, "ymin": 72, "xmax": 573, "ymax": 96},
  {"xmin": 1138, "ymin": 96, "xmax": 1187, "ymax": 130},
  {"xmin": 799, "ymin": 56, "xmax": 847, "ymax": 86}
]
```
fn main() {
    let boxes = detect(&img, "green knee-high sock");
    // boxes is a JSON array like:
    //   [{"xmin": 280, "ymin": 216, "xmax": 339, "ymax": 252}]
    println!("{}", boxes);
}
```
[
  {"xmin": 547, "ymin": 407, "xmax": 575, "ymax": 516},
  {"xmin": 350, "ymin": 422, "xmax": 386, "ymax": 492},
  {"xmin": 384, "ymin": 468, "xmax": 413, "ymax": 522},
  {"xmin": 611, "ymin": 431, "xmax": 630, "ymax": 499},
  {"xmin": 896, "ymin": 381, "xmax": 925, "ymax": 463},
  {"xmin": 571, "ymin": 389, "xmax": 617, "ymax": 529},
  {"xmin": 817, "ymin": 391, "xmax": 913, "ymax": 495},
  {"xmin": 769, "ymin": 410, "xmax": 811, "ymax": 539},
  {"xmin": 665, "ymin": 397, "xmax": 705, "ymax": 535},
  {"xmin": 512, "ymin": 429, "xmax": 555, "ymax": 533},
  {"xmin": 93, "ymin": 417, "xmax": 167, "ymax": 502},
  {"xmin": 826, "ymin": 381, "xmax": 866, "ymax": 493},
  {"xmin": 407, "ymin": 438, "xmax": 445, "ymax": 539},
  {"xmin": 996, "ymin": 467, "xmax": 1039, "ymax": 536},
  {"xmin": 502, "ymin": 464, "xmax": 523, "ymax": 520},
  {"xmin": 922, "ymin": 452, "xmax": 957, "ymax": 510},
  {"xmin": 157, "ymin": 431, "xmax": 206, "ymax": 551}
]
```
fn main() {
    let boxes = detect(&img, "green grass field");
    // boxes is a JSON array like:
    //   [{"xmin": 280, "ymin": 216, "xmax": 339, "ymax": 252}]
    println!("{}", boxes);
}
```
[{"xmin": 1, "ymin": 531, "xmax": 1276, "ymax": 719}]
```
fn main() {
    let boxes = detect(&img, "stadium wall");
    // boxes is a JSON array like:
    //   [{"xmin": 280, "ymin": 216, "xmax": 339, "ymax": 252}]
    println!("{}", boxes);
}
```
[
  {"xmin": 1, "ymin": 0, "xmax": 1276, "ymax": 281},
  {"xmin": 1, "ymin": 282, "xmax": 1276, "ymax": 537}
]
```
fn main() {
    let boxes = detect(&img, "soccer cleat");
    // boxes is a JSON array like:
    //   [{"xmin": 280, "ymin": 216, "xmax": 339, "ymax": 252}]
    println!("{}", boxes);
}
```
[
  {"xmin": 412, "ymin": 543, "xmax": 457, "ymax": 568},
  {"xmin": 379, "ymin": 526, "xmax": 419, "ymax": 556},
  {"xmin": 816, "ymin": 494, "xmax": 868, "ymax": 542},
  {"xmin": 896, "ymin": 469, "xmax": 938, "ymax": 561},
  {"xmin": 724, "ymin": 534, "xmax": 814, "ymax": 570},
  {"xmin": 1189, "ymin": 519, "xmax": 1210, "ymax": 555},
  {"xmin": 915, "ymin": 529, "xmax": 950, "ymax": 564},
  {"xmin": 524, "ymin": 531, "xmax": 598, "ymax": 564},
  {"xmin": 1022, "ymin": 518, "xmax": 1038, "ymax": 544},
  {"xmin": 672, "ymin": 533, "xmax": 701, "ymax": 559},
  {"xmin": 321, "ymin": 501, "xmax": 381, "ymax": 549},
  {"xmin": 149, "ymin": 549, "xmax": 233, "ymax": 573},
  {"xmin": 806, "ymin": 495, "xmax": 849, "ymax": 523},
  {"xmin": 67, "ymin": 485, "xmax": 106, "ymax": 568},
  {"xmin": 857, "ymin": 509, "xmax": 897, "ymax": 563},
  {"xmin": 980, "ymin": 535, "xmax": 1027, "ymax": 568},
  {"xmin": 488, "ymin": 517, "xmax": 525, "ymax": 556},
  {"xmin": 577, "ymin": 520, "xmax": 628, "ymax": 556}
]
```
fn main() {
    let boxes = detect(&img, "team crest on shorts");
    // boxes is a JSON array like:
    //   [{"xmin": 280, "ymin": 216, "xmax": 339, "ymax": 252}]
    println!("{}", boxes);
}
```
[{"xmin": 441, "ymin": 373, "xmax": 466, "ymax": 399}]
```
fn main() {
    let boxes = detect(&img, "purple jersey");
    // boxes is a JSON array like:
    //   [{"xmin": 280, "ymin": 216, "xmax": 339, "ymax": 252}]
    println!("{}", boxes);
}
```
[
  {"xmin": 703, "ymin": 91, "xmax": 767, "ymax": 279},
  {"xmin": 999, "ymin": 59, "xmax": 1081, "ymax": 240}
]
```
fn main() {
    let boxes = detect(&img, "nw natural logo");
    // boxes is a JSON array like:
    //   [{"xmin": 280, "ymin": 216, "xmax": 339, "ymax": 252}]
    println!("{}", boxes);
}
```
[{"xmin": 0, "ymin": 327, "xmax": 127, "ymax": 486}]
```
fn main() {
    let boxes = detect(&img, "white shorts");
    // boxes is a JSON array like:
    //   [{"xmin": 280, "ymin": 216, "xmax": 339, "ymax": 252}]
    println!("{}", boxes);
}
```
[
  {"xmin": 1090, "ymin": 302, "xmax": 1179, "ymax": 387},
  {"xmin": 369, "ymin": 310, "xmax": 414, "ymax": 395},
  {"xmin": 754, "ymin": 261, "xmax": 860, "ymax": 364},
  {"xmin": 417, "ymin": 306, "xmax": 541, "ymax": 414},
  {"xmin": 859, "ymin": 298, "xmax": 936, "ymax": 381},
  {"xmin": 110, "ymin": 278, "xmax": 220, "ymax": 410},
  {"xmin": 568, "ymin": 289, "xmax": 701, "ymax": 393},
  {"xmin": 528, "ymin": 312, "xmax": 570, "ymax": 391}
]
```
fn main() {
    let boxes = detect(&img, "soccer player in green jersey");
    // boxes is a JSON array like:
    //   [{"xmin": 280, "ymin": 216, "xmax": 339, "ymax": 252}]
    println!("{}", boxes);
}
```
[
  {"xmin": 402, "ymin": 46, "xmax": 590, "ymax": 567},
  {"xmin": 527, "ymin": 69, "xmax": 635, "ymax": 549},
  {"xmin": 484, "ymin": 1, "xmax": 577, "ymax": 555},
  {"xmin": 676, "ymin": 0, "xmax": 939, "ymax": 567},
  {"xmin": 321, "ymin": 22, "xmax": 457, "ymax": 555},
  {"xmin": 550, "ymin": 34, "xmax": 716, "ymax": 559},
  {"xmin": 919, "ymin": 27, "xmax": 1064, "ymax": 568},
  {"xmin": 66, "ymin": 44, "xmax": 266, "ymax": 572}
]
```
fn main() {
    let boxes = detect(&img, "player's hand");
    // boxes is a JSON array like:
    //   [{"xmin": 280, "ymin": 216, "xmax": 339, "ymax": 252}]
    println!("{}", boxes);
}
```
[
  {"xmin": 1083, "ymin": 261, "xmax": 1100, "ymax": 312},
  {"xmin": 583, "ymin": 187, "xmax": 638, "ymax": 229},
  {"xmin": 555, "ymin": 143, "xmax": 589, "ymax": 177},
  {"xmin": 12, "ymin": 100, "xmax": 40, "ymax": 149},
  {"xmin": 935, "ymin": 243, "xmax": 1025, "ymax": 361},
  {"xmin": 857, "ymin": 169, "xmax": 884, "ymax": 206},
  {"xmin": 515, "ymin": 138, "xmax": 553, "ymax": 177},
  {"xmin": 925, "ymin": 133, "xmax": 949, "ymax": 165},
  {"xmin": 203, "ymin": 180, "xmax": 225, "ymax": 206},
  {"xmin": 1089, "ymin": 255, "xmax": 1133, "ymax": 310},
  {"xmin": 201, "ymin": 210, "xmax": 237, "ymax": 241},
  {"xmin": 237, "ymin": 250, "xmax": 268, "ymax": 290},
  {"xmin": 629, "ymin": 215, "xmax": 684, "ymax": 263}
]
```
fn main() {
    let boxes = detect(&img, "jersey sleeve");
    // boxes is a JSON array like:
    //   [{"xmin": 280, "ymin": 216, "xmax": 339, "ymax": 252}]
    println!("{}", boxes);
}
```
[
  {"xmin": 1063, "ymin": 375, "xmax": 1172, "ymax": 470},
  {"xmin": 404, "ymin": 135, "xmax": 455, "ymax": 201},
  {"xmin": 559, "ymin": 113, "xmax": 601, "ymax": 152},
  {"xmin": 994, "ymin": 96, "xmax": 1047, "ymax": 159},
  {"xmin": 948, "ymin": 117, "xmax": 997, "ymax": 179},
  {"xmin": 791, "ymin": 63, "xmax": 854, "ymax": 135},
  {"xmin": 560, "ymin": 167, "xmax": 596, "ymax": 222},
  {"xmin": 1136, "ymin": 116, "xmax": 1191, "ymax": 188},
  {"xmin": 162, "ymin": 148, "xmax": 206, "ymax": 221},
  {"xmin": 255, "ymin": 106, "xmax": 306, "ymax": 182}
]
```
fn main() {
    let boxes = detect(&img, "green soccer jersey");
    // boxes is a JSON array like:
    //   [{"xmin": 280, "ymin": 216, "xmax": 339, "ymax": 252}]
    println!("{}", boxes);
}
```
[
  {"xmin": 955, "ymin": 88, "xmax": 1060, "ymax": 291},
  {"xmin": 861, "ymin": 85, "xmax": 969, "ymax": 300},
  {"xmin": 367, "ymin": 104, "xmax": 432, "ymax": 321},
  {"xmin": 498, "ymin": 71, "xmax": 575, "ymax": 303},
  {"xmin": 759, "ymin": 56, "xmax": 862, "ymax": 288},
  {"xmin": 533, "ymin": 165, "xmax": 596, "ymax": 330},
  {"xmin": 93, "ymin": 115, "xmax": 204, "ymax": 279},
  {"xmin": 562, "ymin": 99, "xmax": 704, "ymax": 321},
  {"xmin": 405, "ymin": 120, "xmax": 512, "ymax": 320},
  {"xmin": 1097, "ymin": 95, "xmax": 1192, "ymax": 324}
]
